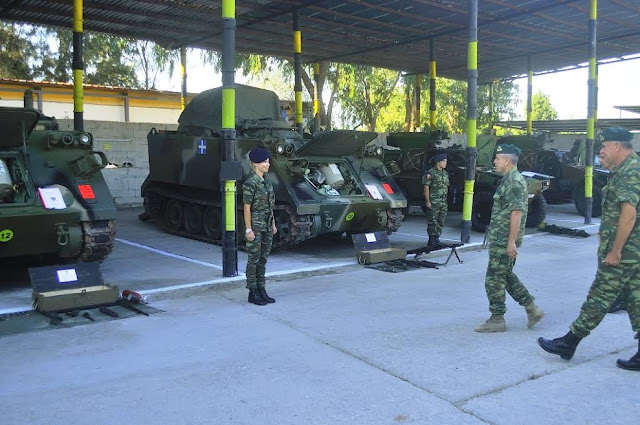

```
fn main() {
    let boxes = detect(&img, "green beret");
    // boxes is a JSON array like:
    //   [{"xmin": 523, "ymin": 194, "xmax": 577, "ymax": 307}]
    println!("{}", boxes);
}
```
[
  {"xmin": 600, "ymin": 127, "xmax": 633, "ymax": 142},
  {"xmin": 495, "ymin": 144, "xmax": 521, "ymax": 156}
]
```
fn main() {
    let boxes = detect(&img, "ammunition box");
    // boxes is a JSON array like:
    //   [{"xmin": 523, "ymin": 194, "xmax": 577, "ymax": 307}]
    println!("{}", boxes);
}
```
[{"xmin": 33, "ymin": 284, "xmax": 119, "ymax": 313}]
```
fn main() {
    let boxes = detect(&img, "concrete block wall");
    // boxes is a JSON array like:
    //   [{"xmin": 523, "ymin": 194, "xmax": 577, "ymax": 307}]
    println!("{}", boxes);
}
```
[{"xmin": 58, "ymin": 119, "xmax": 177, "ymax": 207}]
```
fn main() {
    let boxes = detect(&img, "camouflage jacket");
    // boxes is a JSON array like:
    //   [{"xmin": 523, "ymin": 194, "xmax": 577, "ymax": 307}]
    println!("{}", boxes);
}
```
[
  {"xmin": 243, "ymin": 172, "xmax": 275, "ymax": 232},
  {"xmin": 422, "ymin": 167, "xmax": 449, "ymax": 205},
  {"xmin": 488, "ymin": 167, "xmax": 528, "ymax": 248},
  {"xmin": 598, "ymin": 152, "xmax": 640, "ymax": 263}
]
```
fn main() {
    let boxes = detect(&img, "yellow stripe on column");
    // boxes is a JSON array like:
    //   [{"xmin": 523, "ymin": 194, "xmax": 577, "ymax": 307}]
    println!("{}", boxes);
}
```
[
  {"xmin": 584, "ymin": 166, "xmax": 593, "ymax": 197},
  {"xmin": 73, "ymin": 0, "xmax": 83, "ymax": 31},
  {"xmin": 467, "ymin": 42, "xmax": 477, "ymax": 69},
  {"xmin": 222, "ymin": 0, "xmax": 235, "ymax": 19},
  {"xmin": 466, "ymin": 119, "xmax": 477, "ymax": 148},
  {"xmin": 73, "ymin": 69, "xmax": 84, "ymax": 112},
  {"xmin": 225, "ymin": 181, "xmax": 236, "ymax": 231},
  {"xmin": 295, "ymin": 91, "xmax": 303, "ymax": 124},
  {"xmin": 294, "ymin": 31, "xmax": 302, "ymax": 53},
  {"xmin": 222, "ymin": 88, "xmax": 235, "ymax": 129},
  {"xmin": 430, "ymin": 61, "xmax": 436, "ymax": 78},
  {"xmin": 462, "ymin": 180, "xmax": 475, "ymax": 221}
]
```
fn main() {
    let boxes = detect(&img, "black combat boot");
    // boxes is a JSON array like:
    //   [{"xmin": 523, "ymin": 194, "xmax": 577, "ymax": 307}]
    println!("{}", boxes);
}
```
[
  {"xmin": 258, "ymin": 287, "xmax": 275, "ymax": 303},
  {"xmin": 427, "ymin": 236, "xmax": 436, "ymax": 250},
  {"xmin": 616, "ymin": 340, "xmax": 640, "ymax": 371},
  {"xmin": 434, "ymin": 236, "xmax": 446, "ymax": 249},
  {"xmin": 537, "ymin": 330, "xmax": 582, "ymax": 360},
  {"xmin": 248, "ymin": 288, "xmax": 267, "ymax": 306}
]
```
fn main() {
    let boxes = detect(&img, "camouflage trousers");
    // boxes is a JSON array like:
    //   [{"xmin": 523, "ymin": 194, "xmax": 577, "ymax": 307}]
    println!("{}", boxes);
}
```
[
  {"xmin": 426, "ymin": 202, "xmax": 448, "ymax": 237},
  {"xmin": 570, "ymin": 260, "xmax": 640, "ymax": 340},
  {"xmin": 245, "ymin": 230, "xmax": 274, "ymax": 290},
  {"xmin": 484, "ymin": 249, "xmax": 535, "ymax": 315}
]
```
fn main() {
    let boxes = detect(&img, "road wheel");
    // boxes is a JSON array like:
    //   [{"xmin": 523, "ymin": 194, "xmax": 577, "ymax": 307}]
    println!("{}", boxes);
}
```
[
  {"xmin": 164, "ymin": 199, "xmax": 183, "ymax": 232},
  {"xmin": 183, "ymin": 203, "xmax": 204, "ymax": 235},
  {"xmin": 471, "ymin": 191, "xmax": 494, "ymax": 232},
  {"xmin": 526, "ymin": 195, "xmax": 548, "ymax": 228},
  {"xmin": 573, "ymin": 183, "xmax": 602, "ymax": 218},
  {"xmin": 145, "ymin": 192, "xmax": 164, "ymax": 222},
  {"xmin": 203, "ymin": 206, "xmax": 222, "ymax": 240},
  {"xmin": 274, "ymin": 210, "xmax": 292, "ymax": 244}
]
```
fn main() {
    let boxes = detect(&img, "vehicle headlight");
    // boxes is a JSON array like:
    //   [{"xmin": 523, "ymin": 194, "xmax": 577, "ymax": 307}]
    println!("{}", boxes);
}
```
[
  {"xmin": 62, "ymin": 134, "xmax": 74, "ymax": 146},
  {"xmin": 375, "ymin": 147, "xmax": 383, "ymax": 156},
  {"xmin": 276, "ymin": 144, "xmax": 285, "ymax": 154},
  {"xmin": 80, "ymin": 133, "xmax": 91, "ymax": 145}
]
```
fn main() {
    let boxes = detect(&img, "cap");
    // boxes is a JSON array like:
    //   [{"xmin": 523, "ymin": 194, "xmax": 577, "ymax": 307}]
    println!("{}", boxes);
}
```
[
  {"xmin": 495, "ymin": 144, "xmax": 521, "ymax": 156},
  {"xmin": 248, "ymin": 147, "xmax": 270, "ymax": 163},
  {"xmin": 433, "ymin": 152, "xmax": 447, "ymax": 162},
  {"xmin": 600, "ymin": 127, "xmax": 633, "ymax": 142}
]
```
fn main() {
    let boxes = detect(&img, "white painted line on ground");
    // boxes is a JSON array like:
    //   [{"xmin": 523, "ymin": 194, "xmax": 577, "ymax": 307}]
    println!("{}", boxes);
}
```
[
  {"xmin": 116, "ymin": 238, "xmax": 224, "ymax": 270},
  {"xmin": 139, "ymin": 260, "xmax": 356, "ymax": 295},
  {"xmin": 0, "ymin": 306, "xmax": 32, "ymax": 315},
  {"xmin": 547, "ymin": 218, "xmax": 601, "ymax": 224},
  {"xmin": 396, "ymin": 232, "xmax": 429, "ymax": 239}
]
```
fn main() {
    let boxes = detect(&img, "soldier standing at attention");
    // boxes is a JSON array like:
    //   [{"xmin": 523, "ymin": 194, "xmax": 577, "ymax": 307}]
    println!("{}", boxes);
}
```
[
  {"xmin": 539, "ymin": 127, "xmax": 640, "ymax": 370},
  {"xmin": 243, "ymin": 147, "xmax": 278, "ymax": 306},
  {"xmin": 476, "ymin": 144, "xmax": 544, "ymax": 332},
  {"xmin": 423, "ymin": 152, "xmax": 449, "ymax": 249}
]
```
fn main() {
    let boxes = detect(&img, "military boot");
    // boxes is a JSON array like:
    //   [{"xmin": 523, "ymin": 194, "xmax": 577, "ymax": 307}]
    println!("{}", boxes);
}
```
[
  {"xmin": 525, "ymin": 302, "xmax": 545, "ymax": 329},
  {"xmin": 537, "ymin": 331, "xmax": 582, "ymax": 360},
  {"xmin": 427, "ymin": 236, "xmax": 436, "ymax": 250},
  {"xmin": 248, "ymin": 288, "xmax": 267, "ymax": 306},
  {"xmin": 258, "ymin": 287, "xmax": 275, "ymax": 303},
  {"xmin": 475, "ymin": 314, "xmax": 506, "ymax": 333},
  {"xmin": 616, "ymin": 340, "xmax": 640, "ymax": 371}
]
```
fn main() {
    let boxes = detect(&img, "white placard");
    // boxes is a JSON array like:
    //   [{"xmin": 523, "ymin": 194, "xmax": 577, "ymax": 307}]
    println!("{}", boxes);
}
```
[
  {"xmin": 365, "ymin": 184, "xmax": 383, "ymax": 200},
  {"xmin": 57, "ymin": 269, "xmax": 78, "ymax": 283},
  {"xmin": 38, "ymin": 187, "xmax": 67, "ymax": 209},
  {"xmin": 329, "ymin": 163, "xmax": 340, "ymax": 174},
  {"xmin": 365, "ymin": 233, "xmax": 377, "ymax": 243}
]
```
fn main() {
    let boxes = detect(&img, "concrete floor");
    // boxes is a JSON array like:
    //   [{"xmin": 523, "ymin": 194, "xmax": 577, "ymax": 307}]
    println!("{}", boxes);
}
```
[{"xmin": 2, "ymin": 204, "xmax": 639, "ymax": 425}]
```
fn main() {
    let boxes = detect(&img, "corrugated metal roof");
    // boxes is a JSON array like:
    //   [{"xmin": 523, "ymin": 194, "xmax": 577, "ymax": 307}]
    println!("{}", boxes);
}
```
[
  {"xmin": 495, "ymin": 118, "xmax": 640, "ymax": 132},
  {"xmin": 1, "ymin": 0, "xmax": 639, "ymax": 82}
]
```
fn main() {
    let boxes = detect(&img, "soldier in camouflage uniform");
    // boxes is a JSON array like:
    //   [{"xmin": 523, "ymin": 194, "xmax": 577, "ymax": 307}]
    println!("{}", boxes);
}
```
[
  {"xmin": 423, "ymin": 152, "xmax": 449, "ymax": 250},
  {"xmin": 243, "ymin": 147, "xmax": 278, "ymax": 306},
  {"xmin": 476, "ymin": 144, "xmax": 544, "ymax": 333},
  {"xmin": 539, "ymin": 127, "xmax": 640, "ymax": 370}
]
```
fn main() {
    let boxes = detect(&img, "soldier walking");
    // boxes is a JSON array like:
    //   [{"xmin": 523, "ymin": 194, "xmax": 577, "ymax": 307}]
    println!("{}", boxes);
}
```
[
  {"xmin": 243, "ymin": 147, "xmax": 278, "ymax": 306},
  {"xmin": 423, "ymin": 152, "xmax": 449, "ymax": 250},
  {"xmin": 538, "ymin": 128, "xmax": 640, "ymax": 370},
  {"xmin": 476, "ymin": 144, "xmax": 544, "ymax": 332}
]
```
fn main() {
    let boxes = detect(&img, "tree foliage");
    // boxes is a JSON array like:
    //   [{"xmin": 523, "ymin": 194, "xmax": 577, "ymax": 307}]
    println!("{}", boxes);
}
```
[{"xmin": 530, "ymin": 91, "xmax": 558, "ymax": 120}]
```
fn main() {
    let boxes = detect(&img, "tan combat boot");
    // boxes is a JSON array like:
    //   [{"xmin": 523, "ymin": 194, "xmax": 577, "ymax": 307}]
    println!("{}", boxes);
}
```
[
  {"xmin": 525, "ymin": 303, "xmax": 544, "ymax": 329},
  {"xmin": 475, "ymin": 314, "xmax": 506, "ymax": 333}
]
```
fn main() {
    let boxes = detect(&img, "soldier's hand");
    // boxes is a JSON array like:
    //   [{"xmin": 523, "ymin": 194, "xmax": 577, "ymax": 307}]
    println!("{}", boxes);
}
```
[
  {"xmin": 426, "ymin": 201, "xmax": 432, "ymax": 209},
  {"xmin": 507, "ymin": 241, "xmax": 518, "ymax": 259},
  {"xmin": 246, "ymin": 230, "xmax": 255, "ymax": 242},
  {"xmin": 272, "ymin": 224, "xmax": 278, "ymax": 235},
  {"xmin": 603, "ymin": 250, "xmax": 621, "ymax": 266}
]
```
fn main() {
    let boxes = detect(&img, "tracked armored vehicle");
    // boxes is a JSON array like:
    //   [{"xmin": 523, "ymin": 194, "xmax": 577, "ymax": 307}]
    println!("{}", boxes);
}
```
[
  {"xmin": 384, "ymin": 132, "xmax": 552, "ymax": 232},
  {"xmin": 140, "ymin": 85, "xmax": 406, "ymax": 248},
  {"xmin": 0, "ymin": 107, "xmax": 117, "ymax": 265},
  {"xmin": 499, "ymin": 134, "xmax": 608, "ymax": 217}
]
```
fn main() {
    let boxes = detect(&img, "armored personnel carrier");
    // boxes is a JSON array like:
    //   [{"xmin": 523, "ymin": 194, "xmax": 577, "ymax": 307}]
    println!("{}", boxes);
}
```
[
  {"xmin": 498, "ymin": 134, "xmax": 608, "ymax": 217},
  {"xmin": 140, "ymin": 85, "xmax": 406, "ymax": 248},
  {"xmin": 384, "ymin": 132, "xmax": 552, "ymax": 232},
  {"xmin": 0, "ymin": 107, "xmax": 117, "ymax": 265}
]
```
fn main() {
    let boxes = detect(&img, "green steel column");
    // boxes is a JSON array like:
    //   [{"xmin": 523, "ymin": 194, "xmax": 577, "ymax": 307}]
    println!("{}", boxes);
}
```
[
  {"xmin": 527, "ymin": 57, "xmax": 533, "ymax": 135},
  {"xmin": 293, "ymin": 10, "xmax": 303, "ymax": 135},
  {"xmin": 429, "ymin": 39, "xmax": 437, "ymax": 131},
  {"xmin": 180, "ymin": 47, "xmax": 187, "ymax": 111},
  {"xmin": 488, "ymin": 82, "xmax": 494, "ymax": 133},
  {"xmin": 585, "ymin": 0, "xmax": 597, "ymax": 224},
  {"xmin": 221, "ymin": 0, "xmax": 239, "ymax": 277},
  {"xmin": 461, "ymin": 0, "xmax": 478, "ymax": 243},
  {"xmin": 72, "ymin": 0, "xmax": 84, "ymax": 131}
]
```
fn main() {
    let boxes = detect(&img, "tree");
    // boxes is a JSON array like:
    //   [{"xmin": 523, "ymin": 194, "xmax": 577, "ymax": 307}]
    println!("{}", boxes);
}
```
[
  {"xmin": 334, "ymin": 64, "xmax": 401, "ymax": 131},
  {"xmin": 531, "ymin": 91, "xmax": 558, "ymax": 120},
  {"xmin": 0, "ymin": 23, "xmax": 54, "ymax": 80},
  {"xmin": 132, "ymin": 40, "xmax": 178, "ymax": 90}
]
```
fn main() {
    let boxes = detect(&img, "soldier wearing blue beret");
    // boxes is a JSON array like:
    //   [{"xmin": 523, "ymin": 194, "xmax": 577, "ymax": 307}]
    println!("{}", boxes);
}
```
[
  {"xmin": 243, "ymin": 147, "xmax": 277, "ymax": 305},
  {"xmin": 539, "ymin": 128, "xmax": 640, "ymax": 370},
  {"xmin": 476, "ymin": 144, "xmax": 544, "ymax": 332},
  {"xmin": 423, "ymin": 152, "xmax": 449, "ymax": 249}
]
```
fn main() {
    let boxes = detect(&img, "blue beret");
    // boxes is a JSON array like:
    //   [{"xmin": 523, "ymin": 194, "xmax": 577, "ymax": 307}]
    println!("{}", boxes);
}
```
[
  {"xmin": 249, "ymin": 147, "xmax": 270, "ymax": 163},
  {"xmin": 433, "ymin": 153, "xmax": 447, "ymax": 162},
  {"xmin": 600, "ymin": 127, "xmax": 633, "ymax": 142},
  {"xmin": 496, "ymin": 144, "xmax": 521, "ymax": 156}
]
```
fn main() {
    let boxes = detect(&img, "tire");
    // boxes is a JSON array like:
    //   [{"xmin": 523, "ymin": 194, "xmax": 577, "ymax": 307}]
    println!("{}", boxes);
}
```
[
  {"xmin": 164, "ymin": 199, "xmax": 183, "ymax": 232},
  {"xmin": 573, "ymin": 183, "xmax": 602, "ymax": 218},
  {"xmin": 203, "ymin": 206, "xmax": 222, "ymax": 239},
  {"xmin": 471, "ymin": 191, "xmax": 494, "ymax": 233},
  {"xmin": 183, "ymin": 203, "xmax": 204, "ymax": 234},
  {"xmin": 526, "ymin": 195, "xmax": 548, "ymax": 228}
]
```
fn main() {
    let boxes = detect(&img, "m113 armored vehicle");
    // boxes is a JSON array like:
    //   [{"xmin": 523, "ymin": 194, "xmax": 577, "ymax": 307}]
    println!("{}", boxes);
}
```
[
  {"xmin": 140, "ymin": 85, "xmax": 406, "ymax": 248},
  {"xmin": 384, "ymin": 132, "xmax": 552, "ymax": 232},
  {"xmin": 0, "ymin": 107, "xmax": 117, "ymax": 265}
]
